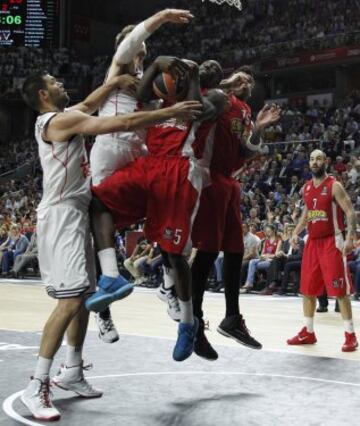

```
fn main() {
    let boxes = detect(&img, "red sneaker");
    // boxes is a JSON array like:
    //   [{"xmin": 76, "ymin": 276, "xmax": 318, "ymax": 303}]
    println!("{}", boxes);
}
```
[
  {"xmin": 342, "ymin": 332, "xmax": 358, "ymax": 352},
  {"xmin": 287, "ymin": 327, "xmax": 317, "ymax": 345}
]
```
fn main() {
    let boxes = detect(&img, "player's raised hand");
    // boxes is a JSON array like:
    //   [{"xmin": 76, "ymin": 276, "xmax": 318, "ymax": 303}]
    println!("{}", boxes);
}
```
[
  {"xmin": 160, "ymin": 9, "xmax": 194, "ymax": 24},
  {"xmin": 170, "ymin": 101, "xmax": 203, "ymax": 121},
  {"xmin": 155, "ymin": 56, "xmax": 189, "ymax": 78},
  {"xmin": 256, "ymin": 103, "xmax": 281, "ymax": 129}
]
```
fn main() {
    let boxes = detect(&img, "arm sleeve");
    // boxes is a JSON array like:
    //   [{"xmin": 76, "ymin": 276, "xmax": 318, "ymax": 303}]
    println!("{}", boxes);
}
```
[{"xmin": 114, "ymin": 21, "xmax": 151, "ymax": 65}]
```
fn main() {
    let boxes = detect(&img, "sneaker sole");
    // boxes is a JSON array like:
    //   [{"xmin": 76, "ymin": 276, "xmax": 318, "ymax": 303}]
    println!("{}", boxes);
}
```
[
  {"xmin": 20, "ymin": 396, "xmax": 61, "ymax": 421},
  {"xmin": 52, "ymin": 381, "xmax": 103, "ymax": 398},
  {"xmin": 194, "ymin": 349, "xmax": 218, "ymax": 361},
  {"xmin": 217, "ymin": 327, "xmax": 262, "ymax": 350},
  {"xmin": 86, "ymin": 285, "xmax": 134, "ymax": 312},
  {"xmin": 98, "ymin": 332, "xmax": 120, "ymax": 344}
]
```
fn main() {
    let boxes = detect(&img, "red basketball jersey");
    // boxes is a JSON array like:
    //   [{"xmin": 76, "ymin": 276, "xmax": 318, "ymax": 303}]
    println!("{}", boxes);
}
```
[
  {"xmin": 210, "ymin": 95, "xmax": 254, "ymax": 176},
  {"xmin": 263, "ymin": 238, "xmax": 278, "ymax": 254},
  {"xmin": 145, "ymin": 119, "xmax": 215, "ymax": 162},
  {"xmin": 303, "ymin": 176, "xmax": 345, "ymax": 239}
]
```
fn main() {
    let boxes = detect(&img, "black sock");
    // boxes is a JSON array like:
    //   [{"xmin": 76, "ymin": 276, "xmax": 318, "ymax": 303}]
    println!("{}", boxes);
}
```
[
  {"xmin": 223, "ymin": 251, "xmax": 243, "ymax": 318},
  {"xmin": 191, "ymin": 251, "xmax": 218, "ymax": 320},
  {"xmin": 99, "ymin": 307, "xmax": 111, "ymax": 320}
]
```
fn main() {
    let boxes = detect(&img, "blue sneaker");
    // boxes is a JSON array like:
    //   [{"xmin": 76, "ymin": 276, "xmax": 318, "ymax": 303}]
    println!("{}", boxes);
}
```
[
  {"xmin": 173, "ymin": 317, "xmax": 199, "ymax": 362},
  {"xmin": 85, "ymin": 275, "xmax": 134, "ymax": 312}
]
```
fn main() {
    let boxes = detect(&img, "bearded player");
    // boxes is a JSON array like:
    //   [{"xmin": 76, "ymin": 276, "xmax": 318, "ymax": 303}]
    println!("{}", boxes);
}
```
[{"xmin": 288, "ymin": 149, "xmax": 358, "ymax": 352}]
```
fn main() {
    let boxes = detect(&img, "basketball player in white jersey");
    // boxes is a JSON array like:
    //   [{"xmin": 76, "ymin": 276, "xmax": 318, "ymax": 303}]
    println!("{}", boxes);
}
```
[
  {"xmin": 90, "ymin": 8, "xmax": 193, "ymax": 184},
  {"xmin": 20, "ymin": 71, "xmax": 202, "ymax": 421},
  {"xmin": 90, "ymin": 8, "xmax": 194, "ymax": 341}
]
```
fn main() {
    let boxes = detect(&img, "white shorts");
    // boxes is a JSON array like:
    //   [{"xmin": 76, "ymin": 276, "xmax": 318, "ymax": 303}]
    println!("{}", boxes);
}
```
[
  {"xmin": 37, "ymin": 203, "xmax": 96, "ymax": 299},
  {"xmin": 90, "ymin": 136, "xmax": 147, "ymax": 186}
]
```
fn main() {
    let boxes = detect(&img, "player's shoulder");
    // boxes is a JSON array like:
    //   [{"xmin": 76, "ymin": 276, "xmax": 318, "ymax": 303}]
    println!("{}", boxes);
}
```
[{"xmin": 230, "ymin": 95, "xmax": 251, "ymax": 112}]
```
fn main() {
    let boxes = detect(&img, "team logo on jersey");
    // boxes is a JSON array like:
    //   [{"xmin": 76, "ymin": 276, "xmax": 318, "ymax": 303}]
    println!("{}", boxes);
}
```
[
  {"xmin": 307, "ymin": 210, "xmax": 328, "ymax": 221},
  {"xmin": 231, "ymin": 118, "xmax": 244, "ymax": 134},
  {"xmin": 163, "ymin": 227, "xmax": 174, "ymax": 240},
  {"xmin": 321, "ymin": 186, "xmax": 328, "ymax": 195}
]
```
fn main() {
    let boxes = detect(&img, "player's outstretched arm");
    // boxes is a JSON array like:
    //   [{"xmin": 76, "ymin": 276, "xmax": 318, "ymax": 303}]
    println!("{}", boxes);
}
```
[
  {"xmin": 68, "ymin": 75, "xmax": 139, "ymax": 115},
  {"xmin": 44, "ymin": 102, "xmax": 202, "ymax": 141},
  {"xmin": 107, "ymin": 9, "xmax": 193, "ymax": 82},
  {"xmin": 333, "ymin": 181, "xmax": 356, "ymax": 255}
]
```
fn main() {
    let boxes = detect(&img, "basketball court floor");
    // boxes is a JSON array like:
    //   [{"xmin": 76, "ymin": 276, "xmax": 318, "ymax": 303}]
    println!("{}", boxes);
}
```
[{"xmin": 1, "ymin": 280, "xmax": 359, "ymax": 425}]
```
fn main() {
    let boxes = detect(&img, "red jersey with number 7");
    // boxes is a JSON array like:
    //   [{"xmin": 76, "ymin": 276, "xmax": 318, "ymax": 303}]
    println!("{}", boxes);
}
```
[{"xmin": 303, "ymin": 176, "xmax": 345, "ymax": 239}]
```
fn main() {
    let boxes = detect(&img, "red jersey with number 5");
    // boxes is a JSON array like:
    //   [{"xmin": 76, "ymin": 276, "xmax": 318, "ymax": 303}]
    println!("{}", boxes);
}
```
[{"xmin": 303, "ymin": 176, "xmax": 345, "ymax": 239}]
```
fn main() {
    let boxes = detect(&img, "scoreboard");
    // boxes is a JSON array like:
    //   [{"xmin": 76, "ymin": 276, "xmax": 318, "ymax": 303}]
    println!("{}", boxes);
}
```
[{"xmin": 0, "ymin": 0, "xmax": 59, "ymax": 47}]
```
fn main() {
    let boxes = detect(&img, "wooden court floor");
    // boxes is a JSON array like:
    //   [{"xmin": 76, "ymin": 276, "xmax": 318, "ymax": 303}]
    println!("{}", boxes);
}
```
[{"xmin": 1, "ymin": 281, "xmax": 359, "ymax": 361}]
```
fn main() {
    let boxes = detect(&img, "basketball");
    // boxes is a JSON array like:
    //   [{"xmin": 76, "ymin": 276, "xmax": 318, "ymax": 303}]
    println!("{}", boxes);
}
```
[{"xmin": 152, "ymin": 71, "xmax": 189, "ymax": 103}]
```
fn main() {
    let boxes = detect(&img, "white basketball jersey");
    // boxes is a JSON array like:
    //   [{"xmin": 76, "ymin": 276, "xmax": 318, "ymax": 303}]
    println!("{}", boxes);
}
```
[
  {"xmin": 96, "ymin": 68, "xmax": 146, "ymax": 147},
  {"xmin": 35, "ymin": 112, "xmax": 91, "ymax": 212}
]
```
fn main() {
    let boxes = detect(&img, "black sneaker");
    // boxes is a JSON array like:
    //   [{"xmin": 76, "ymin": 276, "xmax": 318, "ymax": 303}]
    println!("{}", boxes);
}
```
[
  {"xmin": 194, "ymin": 320, "xmax": 218, "ymax": 361},
  {"xmin": 217, "ymin": 315, "xmax": 262, "ymax": 350},
  {"xmin": 316, "ymin": 306, "xmax": 328, "ymax": 313}
]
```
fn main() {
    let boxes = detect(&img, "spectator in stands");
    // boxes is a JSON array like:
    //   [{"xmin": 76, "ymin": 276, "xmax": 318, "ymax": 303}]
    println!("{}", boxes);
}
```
[
  {"xmin": 241, "ymin": 224, "xmax": 281, "ymax": 293},
  {"xmin": 0, "ymin": 226, "xmax": 10, "ymax": 264},
  {"xmin": 1, "ymin": 224, "xmax": 29, "ymax": 275},
  {"xmin": 240, "ymin": 222, "xmax": 261, "ymax": 286},
  {"xmin": 140, "ymin": 243, "xmax": 163, "ymax": 287},
  {"xmin": 11, "ymin": 232, "xmax": 37, "ymax": 278},
  {"xmin": 123, "ymin": 236, "xmax": 151, "ymax": 285}
]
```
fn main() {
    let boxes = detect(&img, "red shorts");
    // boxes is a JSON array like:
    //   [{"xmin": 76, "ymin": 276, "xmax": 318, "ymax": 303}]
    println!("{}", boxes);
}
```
[
  {"xmin": 192, "ymin": 172, "xmax": 244, "ymax": 253},
  {"xmin": 300, "ymin": 235, "xmax": 353, "ymax": 297},
  {"xmin": 92, "ymin": 156, "xmax": 202, "ymax": 255}
]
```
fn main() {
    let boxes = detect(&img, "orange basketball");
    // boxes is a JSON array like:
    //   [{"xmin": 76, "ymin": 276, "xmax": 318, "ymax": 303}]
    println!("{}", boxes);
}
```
[{"xmin": 152, "ymin": 71, "xmax": 189, "ymax": 103}]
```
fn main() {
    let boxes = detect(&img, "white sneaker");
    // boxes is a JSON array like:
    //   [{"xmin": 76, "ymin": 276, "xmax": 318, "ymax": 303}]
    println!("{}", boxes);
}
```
[
  {"xmin": 95, "ymin": 312, "xmax": 119, "ymax": 343},
  {"xmin": 156, "ymin": 283, "xmax": 181, "ymax": 321},
  {"xmin": 21, "ymin": 377, "xmax": 61, "ymax": 421},
  {"xmin": 52, "ymin": 363, "xmax": 103, "ymax": 398}
]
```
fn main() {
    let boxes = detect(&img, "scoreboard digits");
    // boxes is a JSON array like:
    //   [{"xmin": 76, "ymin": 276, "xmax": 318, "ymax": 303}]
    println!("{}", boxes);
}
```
[{"xmin": 0, "ymin": 0, "xmax": 59, "ymax": 47}]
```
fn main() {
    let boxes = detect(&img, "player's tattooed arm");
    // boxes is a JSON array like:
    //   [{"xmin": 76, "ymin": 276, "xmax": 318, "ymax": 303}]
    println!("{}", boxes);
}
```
[{"xmin": 333, "ymin": 182, "xmax": 356, "ymax": 254}]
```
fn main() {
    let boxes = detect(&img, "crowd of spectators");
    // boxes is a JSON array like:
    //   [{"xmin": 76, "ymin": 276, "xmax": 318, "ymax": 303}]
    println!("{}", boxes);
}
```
[
  {"xmin": 204, "ymin": 92, "xmax": 360, "ymax": 301},
  {"xmin": 145, "ymin": 0, "xmax": 360, "ymax": 67},
  {"xmin": 0, "ymin": 47, "xmax": 91, "ymax": 98},
  {"xmin": 2, "ymin": 1, "xmax": 360, "ymax": 95}
]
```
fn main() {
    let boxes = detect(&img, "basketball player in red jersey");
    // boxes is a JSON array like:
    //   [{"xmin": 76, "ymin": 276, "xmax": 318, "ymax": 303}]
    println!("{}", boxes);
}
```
[
  {"xmin": 157, "ymin": 64, "xmax": 281, "ymax": 360},
  {"xmin": 288, "ymin": 149, "xmax": 358, "ymax": 352},
  {"xmin": 91, "ymin": 56, "xmax": 227, "ymax": 361},
  {"xmin": 191, "ymin": 66, "xmax": 281, "ymax": 359}
]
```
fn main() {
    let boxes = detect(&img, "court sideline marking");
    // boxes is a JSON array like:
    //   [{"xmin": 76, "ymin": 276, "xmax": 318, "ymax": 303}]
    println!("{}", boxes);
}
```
[{"xmin": 3, "ymin": 371, "xmax": 360, "ymax": 426}]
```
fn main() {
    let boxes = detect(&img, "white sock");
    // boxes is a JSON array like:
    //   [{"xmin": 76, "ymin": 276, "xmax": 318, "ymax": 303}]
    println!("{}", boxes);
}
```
[
  {"xmin": 65, "ymin": 345, "xmax": 83, "ymax": 368},
  {"xmin": 162, "ymin": 266, "xmax": 175, "ymax": 289},
  {"xmin": 304, "ymin": 317, "xmax": 314, "ymax": 333},
  {"xmin": 344, "ymin": 320, "xmax": 355, "ymax": 334},
  {"xmin": 34, "ymin": 356, "xmax": 53, "ymax": 381},
  {"xmin": 178, "ymin": 299, "xmax": 194, "ymax": 324},
  {"xmin": 98, "ymin": 248, "xmax": 119, "ymax": 278}
]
